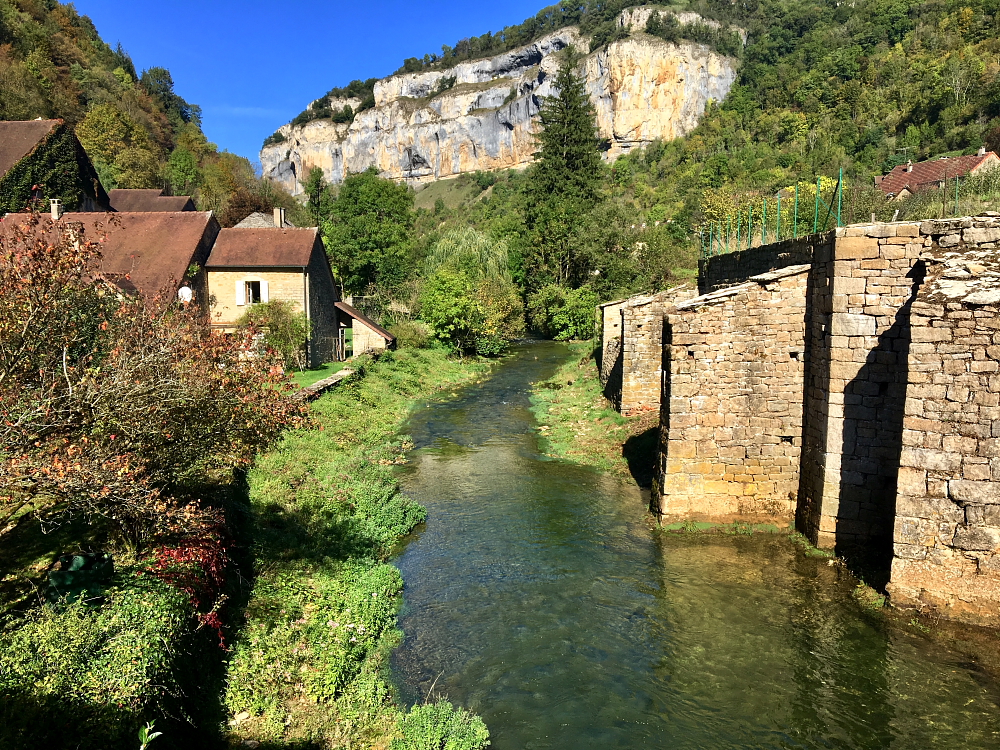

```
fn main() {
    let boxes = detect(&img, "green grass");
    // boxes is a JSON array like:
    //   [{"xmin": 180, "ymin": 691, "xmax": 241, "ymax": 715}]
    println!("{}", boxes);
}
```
[
  {"xmin": 224, "ymin": 348, "xmax": 491, "ymax": 748},
  {"xmin": 529, "ymin": 342, "xmax": 659, "ymax": 485},
  {"xmin": 291, "ymin": 360, "xmax": 351, "ymax": 389},
  {"xmin": 413, "ymin": 174, "xmax": 480, "ymax": 212}
]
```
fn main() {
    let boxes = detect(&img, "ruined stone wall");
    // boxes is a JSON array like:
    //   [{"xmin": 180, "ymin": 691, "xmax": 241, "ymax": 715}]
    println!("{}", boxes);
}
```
[
  {"xmin": 654, "ymin": 266, "xmax": 809, "ymax": 519},
  {"xmin": 699, "ymin": 238, "xmax": 815, "ymax": 294},
  {"xmin": 621, "ymin": 293, "xmax": 668, "ymax": 416},
  {"xmin": 886, "ymin": 220, "xmax": 1000, "ymax": 626},
  {"xmin": 797, "ymin": 225, "xmax": 923, "ymax": 558}
]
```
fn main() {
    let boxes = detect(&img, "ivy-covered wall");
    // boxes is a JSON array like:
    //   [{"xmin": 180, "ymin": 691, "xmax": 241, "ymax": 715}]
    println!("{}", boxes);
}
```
[{"xmin": 0, "ymin": 125, "xmax": 109, "ymax": 214}]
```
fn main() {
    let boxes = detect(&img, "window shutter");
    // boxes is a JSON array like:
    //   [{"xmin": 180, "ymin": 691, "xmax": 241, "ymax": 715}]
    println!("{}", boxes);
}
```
[
  {"xmin": 235, "ymin": 280, "xmax": 246, "ymax": 306},
  {"xmin": 260, "ymin": 279, "xmax": 269, "ymax": 303}
]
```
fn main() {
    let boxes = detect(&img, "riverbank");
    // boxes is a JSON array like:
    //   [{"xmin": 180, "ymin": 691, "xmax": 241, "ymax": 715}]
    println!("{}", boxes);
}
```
[
  {"xmin": 528, "ymin": 341, "xmax": 659, "ymax": 487},
  {"xmin": 224, "ymin": 348, "xmax": 491, "ymax": 748}
]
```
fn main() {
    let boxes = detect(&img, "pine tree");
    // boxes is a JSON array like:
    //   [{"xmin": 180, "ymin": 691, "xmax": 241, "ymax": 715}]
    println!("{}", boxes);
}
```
[
  {"xmin": 526, "ymin": 46, "xmax": 603, "ymax": 288},
  {"xmin": 532, "ymin": 46, "xmax": 602, "ymax": 202}
]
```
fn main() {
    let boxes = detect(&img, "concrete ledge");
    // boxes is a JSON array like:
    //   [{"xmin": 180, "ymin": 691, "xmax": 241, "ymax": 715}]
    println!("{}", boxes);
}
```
[{"xmin": 294, "ymin": 368, "xmax": 355, "ymax": 401}]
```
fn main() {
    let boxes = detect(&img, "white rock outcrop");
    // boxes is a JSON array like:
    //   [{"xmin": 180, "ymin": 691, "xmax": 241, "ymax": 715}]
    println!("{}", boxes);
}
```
[{"xmin": 261, "ymin": 11, "xmax": 739, "ymax": 193}]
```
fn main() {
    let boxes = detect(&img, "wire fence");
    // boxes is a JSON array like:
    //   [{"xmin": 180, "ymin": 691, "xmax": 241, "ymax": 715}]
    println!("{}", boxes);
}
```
[{"xmin": 698, "ymin": 165, "xmax": 1000, "ymax": 259}]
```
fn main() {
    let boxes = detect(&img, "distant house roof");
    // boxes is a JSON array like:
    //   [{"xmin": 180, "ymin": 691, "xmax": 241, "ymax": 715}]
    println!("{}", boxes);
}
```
[
  {"xmin": 0, "ymin": 119, "xmax": 60, "ymax": 180},
  {"xmin": 109, "ymin": 189, "xmax": 195, "ymax": 212},
  {"xmin": 335, "ymin": 301, "xmax": 396, "ymax": 342},
  {"xmin": 234, "ymin": 211, "xmax": 296, "ymax": 228},
  {"xmin": 0, "ymin": 212, "xmax": 217, "ymax": 301},
  {"xmin": 878, "ymin": 152, "xmax": 1000, "ymax": 196},
  {"xmin": 206, "ymin": 228, "xmax": 319, "ymax": 268}
]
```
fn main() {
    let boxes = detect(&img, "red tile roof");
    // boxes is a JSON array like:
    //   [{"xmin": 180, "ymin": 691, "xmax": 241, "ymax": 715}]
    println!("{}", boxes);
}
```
[
  {"xmin": 206, "ymin": 228, "xmax": 319, "ymax": 268},
  {"xmin": 335, "ymin": 301, "xmax": 395, "ymax": 342},
  {"xmin": 0, "ymin": 120, "xmax": 60, "ymax": 179},
  {"xmin": 109, "ymin": 189, "xmax": 195, "ymax": 212},
  {"xmin": 1, "ymin": 212, "xmax": 217, "ymax": 300},
  {"xmin": 878, "ymin": 153, "xmax": 1000, "ymax": 196}
]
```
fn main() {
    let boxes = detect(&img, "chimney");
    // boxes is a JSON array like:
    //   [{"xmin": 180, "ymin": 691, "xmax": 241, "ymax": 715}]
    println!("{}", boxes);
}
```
[
  {"xmin": 979, "ymin": 146, "xmax": 987, "ymax": 156},
  {"xmin": 273, "ymin": 207, "xmax": 286, "ymax": 228},
  {"xmin": 906, "ymin": 160, "xmax": 913, "ymax": 173},
  {"xmin": 50, "ymin": 198, "xmax": 63, "ymax": 220}
]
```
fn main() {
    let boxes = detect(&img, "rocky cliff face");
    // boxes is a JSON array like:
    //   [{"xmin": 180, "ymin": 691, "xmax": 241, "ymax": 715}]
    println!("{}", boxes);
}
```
[{"xmin": 261, "ymin": 11, "xmax": 738, "ymax": 193}]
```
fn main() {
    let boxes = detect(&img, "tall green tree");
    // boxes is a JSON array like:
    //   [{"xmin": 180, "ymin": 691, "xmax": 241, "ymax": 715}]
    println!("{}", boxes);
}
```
[
  {"xmin": 321, "ymin": 167, "xmax": 414, "ymax": 294},
  {"xmin": 525, "ymin": 46, "xmax": 603, "ymax": 289}
]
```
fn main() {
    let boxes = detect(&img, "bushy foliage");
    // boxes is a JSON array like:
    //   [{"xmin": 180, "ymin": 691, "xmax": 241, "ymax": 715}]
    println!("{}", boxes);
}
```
[
  {"xmin": 418, "ymin": 229, "xmax": 525, "ymax": 355},
  {"xmin": 320, "ymin": 167, "xmax": 415, "ymax": 294},
  {"xmin": 388, "ymin": 319, "xmax": 434, "ymax": 349},
  {"xmin": 0, "ymin": 577, "xmax": 193, "ymax": 750},
  {"xmin": 236, "ymin": 300, "xmax": 311, "ymax": 371},
  {"xmin": 391, "ymin": 702, "xmax": 490, "ymax": 750},
  {"xmin": 0, "ymin": 214, "xmax": 303, "ymax": 546},
  {"xmin": 528, "ymin": 284, "xmax": 599, "ymax": 340}
]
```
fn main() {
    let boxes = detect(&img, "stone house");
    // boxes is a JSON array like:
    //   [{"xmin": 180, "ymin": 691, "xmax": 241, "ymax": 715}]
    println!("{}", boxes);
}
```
[
  {"xmin": 876, "ymin": 149, "xmax": 1000, "ymax": 200},
  {"xmin": 0, "ymin": 120, "xmax": 109, "ymax": 213},
  {"xmin": 205, "ymin": 225, "xmax": 341, "ymax": 366},
  {"xmin": 334, "ymin": 301, "xmax": 396, "ymax": 356}
]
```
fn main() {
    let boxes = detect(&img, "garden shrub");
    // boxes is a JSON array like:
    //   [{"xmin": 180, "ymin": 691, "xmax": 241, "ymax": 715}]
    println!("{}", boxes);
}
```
[{"xmin": 392, "ymin": 701, "xmax": 490, "ymax": 750}]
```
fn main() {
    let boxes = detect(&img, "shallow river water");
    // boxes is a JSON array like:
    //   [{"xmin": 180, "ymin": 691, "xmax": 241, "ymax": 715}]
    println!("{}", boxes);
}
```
[{"xmin": 391, "ymin": 342, "xmax": 1000, "ymax": 749}]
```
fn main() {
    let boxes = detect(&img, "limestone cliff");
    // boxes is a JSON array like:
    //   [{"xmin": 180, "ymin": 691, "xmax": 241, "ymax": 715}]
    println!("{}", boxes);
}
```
[{"xmin": 261, "ymin": 11, "xmax": 739, "ymax": 193}]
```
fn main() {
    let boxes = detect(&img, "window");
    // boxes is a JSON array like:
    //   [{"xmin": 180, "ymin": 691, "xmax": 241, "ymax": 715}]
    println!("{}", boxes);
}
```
[{"xmin": 246, "ymin": 280, "xmax": 262, "ymax": 304}]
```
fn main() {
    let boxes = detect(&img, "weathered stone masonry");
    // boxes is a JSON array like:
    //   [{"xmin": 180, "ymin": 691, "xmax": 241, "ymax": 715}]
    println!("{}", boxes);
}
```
[
  {"xmin": 654, "ymin": 264, "xmax": 810, "ymax": 519},
  {"xmin": 645, "ymin": 216, "xmax": 1000, "ymax": 626}
]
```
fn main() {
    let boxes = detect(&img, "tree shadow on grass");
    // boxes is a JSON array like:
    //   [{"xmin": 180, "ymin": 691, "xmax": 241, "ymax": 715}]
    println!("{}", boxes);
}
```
[{"xmin": 623, "ymin": 426, "xmax": 659, "ymax": 488}]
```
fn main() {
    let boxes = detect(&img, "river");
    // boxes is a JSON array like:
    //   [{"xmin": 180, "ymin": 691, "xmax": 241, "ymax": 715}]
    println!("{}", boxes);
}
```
[{"xmin": 391, "ymin": 341, "xmax": 1000, "ymax": 749}]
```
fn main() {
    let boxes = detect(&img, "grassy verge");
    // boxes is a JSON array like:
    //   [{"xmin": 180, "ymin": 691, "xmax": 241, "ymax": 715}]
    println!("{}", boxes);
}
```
[
  {"xmin": 292, "ymin": 361, "xmax": 351, "ymax": 389},
  {"xmin": 224, "ymin": 348, "xmax": 492, "ymax": 748},
  {"xmin": 528, "ymin": 342, "xmax": 659, "ymax": 486}
]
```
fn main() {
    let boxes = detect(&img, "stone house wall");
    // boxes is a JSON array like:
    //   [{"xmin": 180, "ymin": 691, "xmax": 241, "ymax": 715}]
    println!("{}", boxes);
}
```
[{"xmin": 654, "ymin": 265, "xmax": 809, "ymax": 520}]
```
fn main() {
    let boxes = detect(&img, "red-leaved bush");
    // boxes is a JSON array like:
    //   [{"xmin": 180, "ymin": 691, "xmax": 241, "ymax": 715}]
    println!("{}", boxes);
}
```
[{"xmin": 0, "ymin": 213, "xmax": 306, "ymax": 547}]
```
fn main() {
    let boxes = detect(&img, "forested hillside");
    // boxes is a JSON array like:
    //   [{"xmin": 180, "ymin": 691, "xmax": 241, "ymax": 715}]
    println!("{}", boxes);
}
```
[
  {"xmin": 395, "ymin": 0, "xmax": 1000, "ymax": 317},
  {"xmin": 0, "ymin": 0, "xmax": 301, "ymax": 224}
]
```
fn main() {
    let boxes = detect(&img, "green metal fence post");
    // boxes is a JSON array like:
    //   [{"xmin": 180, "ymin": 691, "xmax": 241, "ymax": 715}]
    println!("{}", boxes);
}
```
[
  {"xmin": 763, "ymin": 198, "xmax": 768, "ymax": 245},
  {"xmin": 794, "ymin": 183, "xmax": 799, "ymax": 238},
  {"xmin": 814, "ymin": 175, "xmax": 821, "ymax": 234},
  {"xmin": 728, "ymin": 214, "xmax": 733, "ymax": 253},
  {"xmin": 748, "ymin": 207, "xmax": 753, "ymax": 249},
  {"xmin": 837, "ymin": 167, "xmax": 843, "ymax": 227},
  {"xmin": 777, "ymin": 195, "xmax": 781, "ymax": 241},
  {"xmin": 956, "ymin": 175, "xmax": 960, "ymax": 216},
  {"xmin": 736, "ymin": 211, "xmax": 741, "ymax": 251}
]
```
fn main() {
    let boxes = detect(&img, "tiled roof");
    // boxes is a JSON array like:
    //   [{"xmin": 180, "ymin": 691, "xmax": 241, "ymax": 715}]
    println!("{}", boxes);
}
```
[
  {"xmin": 1, "ymin": 212, "xmax": 217, "ymax": 301},
  {"xmin": 335, "ymin": 301, "xmax": 396, "ymax": 341},
  {"xmin": 108, "ymin": 189, "xmax": 195, "ymax": 212},
  {"xmin": 206, "ymin": 228, "xmax": 319, "ymax": 268},
  {"xmin": 878, "ymin": 153, "xmax": 999, "ymax": 196},
  {"xmin": 0, "ymin": 120, "xmax": 60, "ymax": 179}
]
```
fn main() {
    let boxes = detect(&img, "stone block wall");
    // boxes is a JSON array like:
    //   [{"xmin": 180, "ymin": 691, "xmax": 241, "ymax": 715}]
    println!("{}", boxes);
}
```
[
  {"xmin": 621, "ymin": 293, "xmax": 668, "ymax": 416},
  {"xmin": 886, "ymin": 220, "xmax": 1000, "ymax": 626},
  {"xmin": 699, "ymin": 238, "xmax": 816, "ymax": 294},
  {"xmin": 797, "ymin": 224, "xmax": 924, "ymax": 556},
  {"xmin": 653, "ymin": 265, "xmax": 810, "ymax": 519}
]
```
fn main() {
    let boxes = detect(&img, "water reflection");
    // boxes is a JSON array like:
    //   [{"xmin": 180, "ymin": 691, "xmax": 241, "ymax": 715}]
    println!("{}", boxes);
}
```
[{"xmin": 392, "ymin": 342, "xmax": 1000, "ymax": 749}]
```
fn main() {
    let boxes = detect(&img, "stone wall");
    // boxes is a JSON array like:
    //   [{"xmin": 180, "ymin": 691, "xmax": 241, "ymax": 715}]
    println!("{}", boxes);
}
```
[
  {"xmin": 654, "ymin": 266, "xmax": 810, "ymax": 520},
  {"xmin": 598, "ymin": 298, "xmax": 626, "ymax": 402},
  {"xmin": 886, "ymin": 219, "xmax": 1000, "ymax": 626},
  {"xmin": 652, "ymin": 214, "xmax": 1000, "ymax": 625},
  {"xmin": 620, "ymin": 293, "xmax": 669, "ymax": 415},
  {"xmin": 699, "ymin": 238, "xmax": 815, "ymax": 294},
  {"xmin": 797, "ymin": 224, "xmax": 923, "ymax": 564}
]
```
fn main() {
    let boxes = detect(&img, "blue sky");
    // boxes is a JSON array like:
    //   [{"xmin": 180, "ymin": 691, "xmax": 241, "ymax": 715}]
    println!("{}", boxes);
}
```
[{"xmin": 74, "ymin": 0, "xmax": 548, "ymax": 165}]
